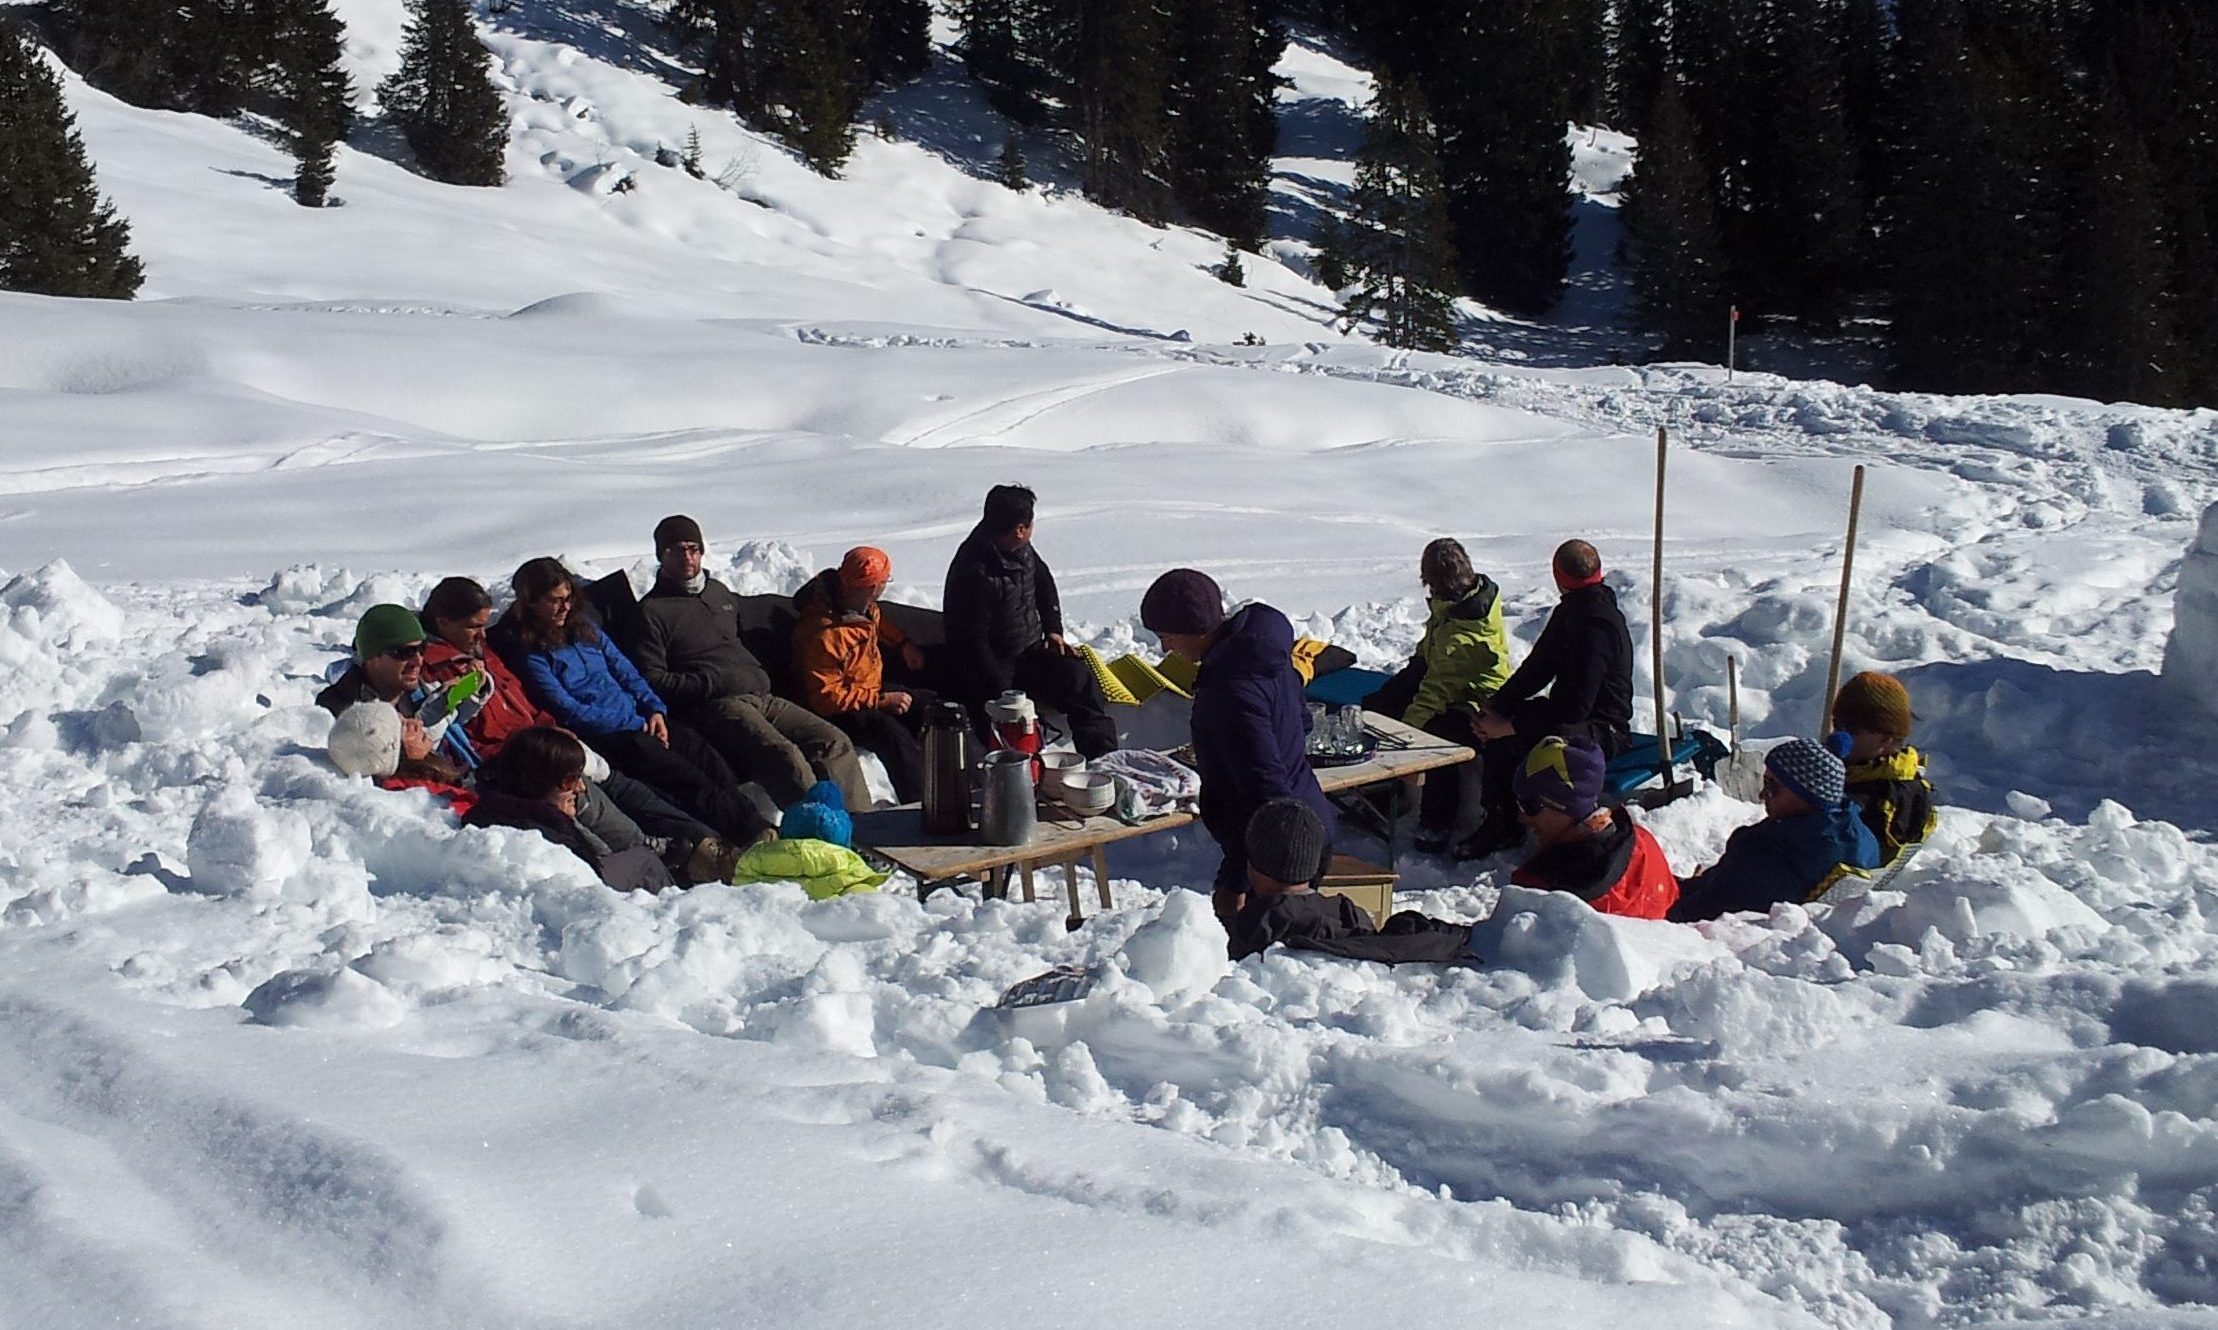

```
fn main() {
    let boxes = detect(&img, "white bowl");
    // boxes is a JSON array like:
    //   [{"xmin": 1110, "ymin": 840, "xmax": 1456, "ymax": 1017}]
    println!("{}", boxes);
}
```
[
  {"xmin": 1059, "ymin": 772, "xmax": 1116, "ymax": 816},
  {"xmin": 1038, "ymin": 751, "xmax": 1086, "ymax": 796}
]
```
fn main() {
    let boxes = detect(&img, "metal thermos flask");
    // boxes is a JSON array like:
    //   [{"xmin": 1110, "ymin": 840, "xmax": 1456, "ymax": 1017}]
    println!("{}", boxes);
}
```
[
  {"xmin": 922, "ymin": 702, "xmax": 973, "ymax": 834},
  {"xmin": 978, "ymin": 749, "xmax": 1038, "ymax": 847}
]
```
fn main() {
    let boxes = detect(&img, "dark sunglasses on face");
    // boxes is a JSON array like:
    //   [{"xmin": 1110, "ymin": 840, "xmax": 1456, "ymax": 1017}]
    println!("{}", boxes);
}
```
[{"xmin": 385, "ymin": 642, "xmax": 427, "ymax": 660}]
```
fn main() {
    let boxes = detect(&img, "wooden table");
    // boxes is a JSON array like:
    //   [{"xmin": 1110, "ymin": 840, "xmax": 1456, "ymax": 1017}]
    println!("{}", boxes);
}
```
[{"xmin": 854, "ymin": 712, "xmax": 1472, "ymax": 927}]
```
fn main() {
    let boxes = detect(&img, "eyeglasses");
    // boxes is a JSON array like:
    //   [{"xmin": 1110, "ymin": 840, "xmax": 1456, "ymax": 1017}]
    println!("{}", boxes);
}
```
[
  {"xmin": 538, "ymin": 592, "xmax": 574, "ymax": 608},
  {"xmin": 385, "ymin": 642, "xmax": 427, "ymax": 661}
]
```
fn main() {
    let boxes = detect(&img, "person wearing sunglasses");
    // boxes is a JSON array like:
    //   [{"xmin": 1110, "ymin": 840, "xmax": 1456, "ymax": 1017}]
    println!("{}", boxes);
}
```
[
  {"xmin": 1505, "ymin": 737, "xmax": 1677, "ymax": 919},
  {"xmin": 316, "ymin": 603, "xmax": 463, "ymax": 775},
  {"xmin": 1668, "ymin": 737, "xmax": 1881, "ymax": 922}
]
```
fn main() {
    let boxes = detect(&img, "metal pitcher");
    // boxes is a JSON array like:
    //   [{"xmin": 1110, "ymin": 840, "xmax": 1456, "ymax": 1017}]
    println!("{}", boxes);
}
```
[
  {"xmin": 922, "ymin": 702, "xmax": 973, "ymax": 834},
  {"xmin": 978, "ymin": 749, "xmax": 1038, "ymax": 847}
]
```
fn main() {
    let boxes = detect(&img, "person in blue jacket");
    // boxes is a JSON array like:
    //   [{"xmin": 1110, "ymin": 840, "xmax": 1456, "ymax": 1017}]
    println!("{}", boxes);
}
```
[
  {"xmin": 1668, "ymin": 737, "xmax": 1881, "ymax": 921},
  {"xmin": 1140, "ymin": 568, "xmax": 1336, "ymax": 934},
  {"xmin": 490, "ymin": 557, "xmax": 773, "ymax": 846}
]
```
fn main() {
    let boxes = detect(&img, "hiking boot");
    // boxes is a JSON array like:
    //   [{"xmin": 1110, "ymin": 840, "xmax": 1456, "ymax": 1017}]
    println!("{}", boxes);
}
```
[
  {"xmin": 1413, "ymin": 825, "xmax": 1452, "ymax": 855},
  {"xmin": 1451, "ymin": 817, "xmax": 1524, "ymax": 862},
  {"xmin": 680, "ymin": 835, "xmax": 742, "ymax": 885}
]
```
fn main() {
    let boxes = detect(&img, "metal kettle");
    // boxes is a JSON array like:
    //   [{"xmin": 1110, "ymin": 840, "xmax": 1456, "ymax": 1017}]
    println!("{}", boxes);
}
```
[
  {"xmin": 978, "ymin": 749, "xmax": 1038, "ymax": 847},
  {"xmin": 922, "ymin": 702, "xmax": 973, "ymax": 834}
]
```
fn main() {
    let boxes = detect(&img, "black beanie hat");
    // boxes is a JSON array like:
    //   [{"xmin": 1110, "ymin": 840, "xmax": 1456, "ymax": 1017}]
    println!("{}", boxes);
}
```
[
  {"xmin": 1140, "ymin": 568, "xmax": 1225, "ymax": 636},
  {"xmin": 1246, "ymin": 797, "xmax": 1329, "ymax": 886},
  {"xmin": 654, "ymin": 514, "xmax": 705, "ymax": 553}
]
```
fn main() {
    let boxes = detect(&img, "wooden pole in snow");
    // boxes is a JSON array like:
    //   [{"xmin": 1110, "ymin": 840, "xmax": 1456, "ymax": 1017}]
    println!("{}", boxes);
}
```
[
  {"xmin": 1822, "ymin": 465, "xmax": 1868, "ymax": 735},
  {"xmin": 1727, "ymin": 655, "xmax": 1741, "ymax": 751},
  {"xmin": 1652, "ymin": 427, "xmax": 1672, "ymax": 783}
]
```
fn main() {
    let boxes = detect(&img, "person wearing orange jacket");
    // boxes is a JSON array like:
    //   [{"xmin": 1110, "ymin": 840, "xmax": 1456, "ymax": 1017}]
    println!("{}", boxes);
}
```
[
  {"xmin": 792, "ymin": 547, "xmax": 935, "ymax": 801},
  {"xmin": 1507, "ymin": 736, "xmax": 1678, "ymax": 920}
]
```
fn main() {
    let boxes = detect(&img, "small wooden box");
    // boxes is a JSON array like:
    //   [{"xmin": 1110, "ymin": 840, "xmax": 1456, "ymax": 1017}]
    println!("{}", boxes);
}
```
[{"xmin": 1318, "ymin": 853, "xmax": 1396, "ymax": 926}]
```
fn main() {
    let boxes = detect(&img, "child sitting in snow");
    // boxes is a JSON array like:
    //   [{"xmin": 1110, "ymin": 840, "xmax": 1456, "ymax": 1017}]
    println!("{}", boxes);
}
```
[
  {"xmin": 326, "ymin": 700, "xmax": 473, "ymax": 809},
  {"xmin": 1224, "ymin": 799, "xmax": 1475, "ymax": 963},
  {"xmin": 1507, "ymin": 737, "xmax": 1677, "ymax": 919},
  {"xmin": 1668, "ymin": 737, "xmax": 1881, "ymax": 922},
  {"xmin": 728, "ymin": 781, "xmax": 889, "ymax": 900},
  {"xmin": 1829, "ymin": 671, "xmax": 1938, "ymax": 865}
]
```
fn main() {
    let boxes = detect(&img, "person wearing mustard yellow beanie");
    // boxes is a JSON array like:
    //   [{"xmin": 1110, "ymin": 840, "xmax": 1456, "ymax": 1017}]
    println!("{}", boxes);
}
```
[{"xmin": 1827, "ymin": 671, "xmax": 1938, "ymax": 865}]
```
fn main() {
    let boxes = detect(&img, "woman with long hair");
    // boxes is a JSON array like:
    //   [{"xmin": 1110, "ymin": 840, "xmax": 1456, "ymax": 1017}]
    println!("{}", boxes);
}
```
[
  {"xmin": 489, "ymin": 558, "xmax": 772, "ymax": 847},
  {"xmin": 466, "ymin": 727, "xmax": 671, "ymax": 892}
]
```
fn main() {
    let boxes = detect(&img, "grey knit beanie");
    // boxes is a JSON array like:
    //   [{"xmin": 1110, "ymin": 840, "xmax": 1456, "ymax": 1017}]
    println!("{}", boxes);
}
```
[
  {"xmin": 1766, "ymin": 737, "xmax": 1845, "ymax": 807},
  {"xmin": 1246, "ymin": 797, "xmax": 1329, "ymax": 885}
]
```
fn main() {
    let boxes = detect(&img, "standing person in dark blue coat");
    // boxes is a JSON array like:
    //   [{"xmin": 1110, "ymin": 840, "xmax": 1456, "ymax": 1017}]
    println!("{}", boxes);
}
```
[
  {"xmin": 1668, "ymin": 737, "xmax": 1881, "ymax": 921},
  {"xmin": 1140, "ymin": 569, "xmax": 1336, "ymax": 931}
]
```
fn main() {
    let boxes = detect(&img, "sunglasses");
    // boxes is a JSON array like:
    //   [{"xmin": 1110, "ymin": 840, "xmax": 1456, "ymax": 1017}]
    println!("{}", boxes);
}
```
[{"xmin": 385, "ymin": 642, "xmax": 427, "ymax": 661}]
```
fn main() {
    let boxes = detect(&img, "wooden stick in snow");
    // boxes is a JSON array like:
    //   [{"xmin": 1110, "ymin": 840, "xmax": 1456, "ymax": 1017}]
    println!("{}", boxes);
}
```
[
  {"xmin": 1822, "ymin": 465, "xmax": 1868, "ymax": 734},
  {"xmin": 1652, "ymin": 427, "xmax": 1671, "ymax": 782}
]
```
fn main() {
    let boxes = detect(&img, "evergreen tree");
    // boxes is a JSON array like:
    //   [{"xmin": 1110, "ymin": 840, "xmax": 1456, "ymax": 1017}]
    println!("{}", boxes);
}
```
[
  {"xmin": 1553, "ymin": 0, "xmax": 1608, "ymax": 125},
  {"xmin": 1213, "ymin": 243, "xmax": 1246, "ymax": 286},
  {"xmin": 1340, "ymin": 77, "xmax": 1460, "ymax": 351},
  {"xmin": 669, "ymin": 0, "xmax": 861, "ymax": 174},
  {"xmin": 1427, "ymin": 0, "xmax": 1573, "ymax": 314},
  {"xmin": 1621, "ymin": 79, "xmax": 1726, "ymax": 355},
  {"xmin": 857, "ymin": 0, "xmax": 929, "ymax": 87},
  {"xmin": 1068, "ymin": 0, "xmax": 1169, "ymax": 219},
  {"xmin": 1609, "ymin": 0, "xmax": 1669, "ymax": 133},
  {"xmin": 265, "ymin": 0, "xmax": 351, "ymax": 206},
  {"xmin": 954, "ymin": 0, "xmax": 1053, "ymax": 122},
  {"xmin": 0, "ymin": 21, "xmax": 144, "ymax": 298},
  {"xmin": 1839, "ymin": 0, "xmax": 1891, "ymax": 213},
  {"xmin": 995, "ymin": 132, "xmax": 1029, "ymax": 189},
  {"xmin": 379, "ymin": 0, "xmax": 507, "ymax": 186},
  {"xmin": 46, "ymin": 0, "xmax": 256, "ymax": 113},
  {"xmin": 1736, "ymin": 0, "xmax": 1864, "ymax": 326},
  {"xmin": 1164, "ymin": 0, "xmax": 1281, "ymax": 247},
  {"xmin": 2053, "ymin": 95, "xmax": 2174, "ymax": 404}
]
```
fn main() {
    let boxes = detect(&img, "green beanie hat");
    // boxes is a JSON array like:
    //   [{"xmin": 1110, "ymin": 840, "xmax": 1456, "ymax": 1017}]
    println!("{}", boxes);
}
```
[{"xmin": 354, "ymin": 604, "xmax": 427, "ymax": 661}]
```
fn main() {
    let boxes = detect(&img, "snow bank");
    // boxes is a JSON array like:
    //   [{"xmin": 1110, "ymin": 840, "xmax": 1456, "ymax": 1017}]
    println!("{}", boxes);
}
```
[{"xmin": 2162, "ymin": 501, "xmax": 2218, "ymax": 717}]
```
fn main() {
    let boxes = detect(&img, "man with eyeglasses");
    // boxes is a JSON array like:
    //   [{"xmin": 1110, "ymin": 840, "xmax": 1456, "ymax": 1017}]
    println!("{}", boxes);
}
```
[{"xmin": 316, "ymin": 603, "xmax": 474, "ymax": 768}]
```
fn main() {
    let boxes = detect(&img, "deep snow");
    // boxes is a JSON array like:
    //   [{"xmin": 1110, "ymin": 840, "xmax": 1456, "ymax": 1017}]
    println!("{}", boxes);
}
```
[{"xmin": 5, "ymin": 1, "xmax": 2218, "ymax": 1326}]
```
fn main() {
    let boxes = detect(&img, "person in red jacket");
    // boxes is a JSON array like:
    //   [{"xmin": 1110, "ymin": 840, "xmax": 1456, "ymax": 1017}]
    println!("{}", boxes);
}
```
[{"xmin": 1508, "ymin": 736, "xmax": 1678, "ymax": 919}]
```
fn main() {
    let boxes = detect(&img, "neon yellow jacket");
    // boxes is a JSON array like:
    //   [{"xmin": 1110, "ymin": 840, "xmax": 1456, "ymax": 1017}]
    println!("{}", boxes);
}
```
[
  {"xmin": 729, "ymin": 838, "xmax": 889, "ymax": 900},
  {"xmin": 1406, "ymin": 584, "xmax": 1513, "ymax": 730}
]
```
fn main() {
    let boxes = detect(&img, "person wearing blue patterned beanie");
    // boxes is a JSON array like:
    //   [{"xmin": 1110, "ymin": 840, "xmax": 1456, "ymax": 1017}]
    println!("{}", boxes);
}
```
[
  {"xmin": 726, "ymin": 792, "xmax": 887, "ymax": 899},
  {"xmin": 1668, "ymin": 737, "xmax": 1880, "ymax": 922},
  {"xmin": 779, "ymin": 800, "xmax": 853, "ymax": 849}
]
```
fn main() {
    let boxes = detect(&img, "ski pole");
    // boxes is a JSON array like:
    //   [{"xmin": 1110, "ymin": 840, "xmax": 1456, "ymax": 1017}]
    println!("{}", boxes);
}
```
[{"xmin": 1653, "ymin": 426, "xmax": 1671, "ymax": 786}]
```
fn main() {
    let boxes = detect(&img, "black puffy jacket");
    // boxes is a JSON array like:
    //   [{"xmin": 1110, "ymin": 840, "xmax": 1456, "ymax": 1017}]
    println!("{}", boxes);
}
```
[
  {"xmin": 942, "ymin": 524, "xmax": 1063, "ymax": 698},
  {"xmin": 1490, "ymin": 582, "xmax": 1635, "ymax": 747}
]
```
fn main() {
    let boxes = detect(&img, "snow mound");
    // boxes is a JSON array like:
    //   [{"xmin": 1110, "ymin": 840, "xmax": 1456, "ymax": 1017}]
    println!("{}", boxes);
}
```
[
  {"xmin": 2162, "ymin": 501, "xmax": 2218, "ymax": 717},
  {"xmin": 1, "ymin": 559, "xmax": 124, "ymax": 646}
]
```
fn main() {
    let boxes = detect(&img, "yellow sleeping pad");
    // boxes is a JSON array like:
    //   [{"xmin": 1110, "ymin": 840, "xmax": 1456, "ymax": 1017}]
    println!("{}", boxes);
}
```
[{"xmin": 1078, "ymin": 646, "xmax": 1196, "ymax": 706}]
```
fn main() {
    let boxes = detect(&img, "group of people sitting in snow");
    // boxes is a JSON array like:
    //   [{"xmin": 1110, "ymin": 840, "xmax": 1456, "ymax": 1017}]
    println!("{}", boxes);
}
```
[{"xmin": 313, "ymin": 482, "xmax": 1938, "ymax": 953}]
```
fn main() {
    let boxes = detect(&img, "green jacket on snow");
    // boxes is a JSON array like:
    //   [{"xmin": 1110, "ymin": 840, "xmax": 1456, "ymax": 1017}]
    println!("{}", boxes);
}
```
[{"xmin": 1404, "ymin": 581, "xmax": 1512, "ymax": 730}]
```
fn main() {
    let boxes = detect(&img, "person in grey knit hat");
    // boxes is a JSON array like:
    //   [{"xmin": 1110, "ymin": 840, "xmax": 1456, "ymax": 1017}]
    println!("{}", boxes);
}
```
[{"xmin": 1668, "ymin": 737, "xmax": 1881, "ymax": 922}]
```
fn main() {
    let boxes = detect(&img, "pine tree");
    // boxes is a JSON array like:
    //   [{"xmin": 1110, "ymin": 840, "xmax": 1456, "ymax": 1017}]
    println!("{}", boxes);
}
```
[
  {"xmin": 2053, "ymin": 95, "xmax": 2175, "ymax": 404},
  {"xmin": 857, "ymin": 0, "xmax": 929, "ymax": 87},
  {"xmin": 46, "ymin": 0, "xmax": 258, "ymax": 113},
  {"xmin": 0, "ymin": 21, "xmax": 144, "ymax": 298},
  {"xmin": 379, "ymin": 0, "xmax": 506, "ymax": 186},
  {"xmin": 1609, "ymin": 0, "xmax": 1669, "ymax": 133},
  {"xmin": 265, "ymin": 0, "xmax": 351, "ymax": 206},
  {"xmin": 954, "ymin": 0, "xmax": 1053, "ymax": 122},
  {"xmin": 1341, "ymin": 77, "xmax": 1460, "ymax": 352},
  {"xmin": 995, "ymin": 132, "xmax": 1029, "ymax": 189},
  {"xmin": 1622, "ymin": 79, "xmax": 1726, "ymax": 355},
  {"xmin": 1426, "ymin": 0, "xmax": 1573, "ymax": 314},
  {"xmin": 1736, "ymin": 0, "xmax": 1864, "ymax": 326},
  {"xmin": 1068, "ymin": 0, "xmax": 1169, "ymax": 220},
  {"xmin": 1213, "ymin": 243, "xmax": 1246, "ymax": 286},
  {"xmin": 1164, "ymin": 0, "xmax": 1281, "ymax": 247},
  {"xmin": 668, "ymin": 0, "xmax": 861, "ymax": 174},
  {"xmin": 1553, "ymin": 0, "xmax": 1609, "ymax": 125}
]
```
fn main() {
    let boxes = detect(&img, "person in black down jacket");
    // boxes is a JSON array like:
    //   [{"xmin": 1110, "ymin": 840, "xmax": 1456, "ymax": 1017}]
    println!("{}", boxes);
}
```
[
  {"xmin": 1456, "ymin": 539, "xmax": 1635, "ymax": 860},
  {"xmin": 1226, "ymin": 799, "xmax": 1475, "ymax": 964},
  {"xmin": 626, "ymin": 516, "xmax": 869, "ymax": 810},
  {"xmin": 1141, "ymin": 568, "xmax": 1336, "ymax": 928},
  {"xmin": 940, "ymin": 485, "xmax": 1117, "ymax": 757}
]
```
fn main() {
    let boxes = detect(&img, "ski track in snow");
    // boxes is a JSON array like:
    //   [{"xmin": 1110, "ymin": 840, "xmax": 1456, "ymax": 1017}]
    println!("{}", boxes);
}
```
[{"xmin": 6, "ymin": 0, "xmax": 2218, "ymax": 1323}]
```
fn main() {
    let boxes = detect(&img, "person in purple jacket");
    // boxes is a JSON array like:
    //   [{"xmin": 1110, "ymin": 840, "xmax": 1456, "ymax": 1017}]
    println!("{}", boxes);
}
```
[
  {"xmin": 489, "ymin": 557, "xmax": 773, "ymax": 846},
  {"xmin": 1141, "ymin": 568, "xmax": 1336, "ymax": 933}
]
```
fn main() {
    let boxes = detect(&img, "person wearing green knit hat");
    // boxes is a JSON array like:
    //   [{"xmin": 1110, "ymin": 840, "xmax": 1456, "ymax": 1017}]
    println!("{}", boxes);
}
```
[{"xmin": 317, "ymin": 603, "xmax": 440, "ymax": 768}]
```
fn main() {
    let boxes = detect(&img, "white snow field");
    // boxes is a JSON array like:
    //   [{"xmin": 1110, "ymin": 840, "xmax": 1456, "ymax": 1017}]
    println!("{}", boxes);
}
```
[{"xmin": 6, "ymin": 3, "xmax": 2218, "ymax": 1327}]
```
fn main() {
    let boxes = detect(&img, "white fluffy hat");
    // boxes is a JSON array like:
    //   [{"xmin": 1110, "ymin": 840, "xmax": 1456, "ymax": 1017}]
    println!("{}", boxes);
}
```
[{"xmin": 327, "ymin": 701, "xmax": 403, "ymax": 778}]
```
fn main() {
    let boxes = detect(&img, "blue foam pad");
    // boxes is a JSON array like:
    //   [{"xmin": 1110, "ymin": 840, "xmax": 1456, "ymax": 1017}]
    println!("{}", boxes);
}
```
[{"xmin": 1304, "ymin": 667, "xmax": 1393, "ymax": 708}]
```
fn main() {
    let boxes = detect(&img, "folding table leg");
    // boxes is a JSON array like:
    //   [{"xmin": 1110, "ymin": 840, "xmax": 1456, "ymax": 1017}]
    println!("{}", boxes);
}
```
[
  {"xmin": 1091, "ymin": 845, "xmax": 1113, "ymax": 910},
  {"xmin": 1064, "ymin": 858, "xmax": 1084, "ymax": 931},
  {"xmin": 1019, "ymin": 860, "xmax": 1037, "ymax": 903}
]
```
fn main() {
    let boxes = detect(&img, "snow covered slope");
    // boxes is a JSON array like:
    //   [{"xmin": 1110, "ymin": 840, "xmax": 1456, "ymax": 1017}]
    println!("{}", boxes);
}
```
[{"xmin": 6, "ymin": 2, "xmax": 2218, "ymax": 1326}]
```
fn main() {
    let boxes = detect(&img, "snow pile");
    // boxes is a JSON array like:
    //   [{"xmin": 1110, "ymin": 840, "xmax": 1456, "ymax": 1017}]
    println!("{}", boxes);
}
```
[{"xmin": 2162, "ymin": 501, "xmax": 2218, "ymax": 717}]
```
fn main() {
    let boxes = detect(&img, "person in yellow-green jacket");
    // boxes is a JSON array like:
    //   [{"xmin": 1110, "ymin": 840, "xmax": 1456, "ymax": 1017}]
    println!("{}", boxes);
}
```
[
  {"xmin": 1828, "ymin": 672, "xmax": 1938, "ymax": 865},
  {"xmin": 1363, "ymin": 538, "xmax": 1513, "ymax": 852},
  {"xmin": 728, "ymin": 782, "xmax": 890, "ymax": 900}
]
